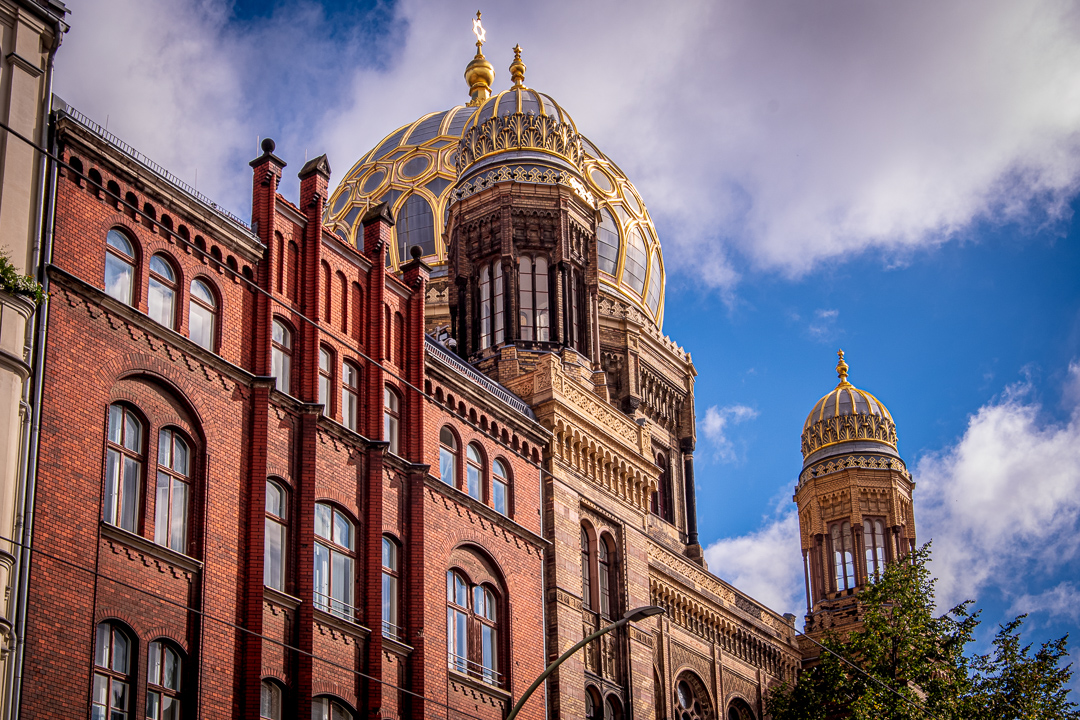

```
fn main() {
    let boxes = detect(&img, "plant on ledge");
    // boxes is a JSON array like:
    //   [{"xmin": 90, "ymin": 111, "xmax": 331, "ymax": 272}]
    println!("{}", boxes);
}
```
[{"xmin": 0, "ymin": 252, "xmax": 45, "ymax": 306}]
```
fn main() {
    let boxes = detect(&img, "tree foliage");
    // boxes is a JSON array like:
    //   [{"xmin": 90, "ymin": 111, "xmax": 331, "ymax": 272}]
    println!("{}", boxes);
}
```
[{"xmin": 766, "ymin": 545, "xmax": 1079, "ymax": 720}]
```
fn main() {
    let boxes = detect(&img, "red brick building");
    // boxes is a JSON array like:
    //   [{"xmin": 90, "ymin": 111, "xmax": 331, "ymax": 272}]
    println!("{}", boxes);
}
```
[{"xmin": 20, "ymin": 103, "xmax": 548, "ymax": 720}]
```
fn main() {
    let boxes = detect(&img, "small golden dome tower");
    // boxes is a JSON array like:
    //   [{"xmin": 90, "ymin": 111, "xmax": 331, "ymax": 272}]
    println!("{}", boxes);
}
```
[{"xmin": 464, "ymin": 11, "xmax": 495, "ymax": 107}]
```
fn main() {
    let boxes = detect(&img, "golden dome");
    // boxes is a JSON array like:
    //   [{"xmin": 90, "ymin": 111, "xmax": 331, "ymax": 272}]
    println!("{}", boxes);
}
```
[
  {"xmin": 801, "ymin": 350, "xmax": 898, "ymax": 465},
  {"xmin": 324, "ymin": 47, "xmax": 667, "ymax": 327}
]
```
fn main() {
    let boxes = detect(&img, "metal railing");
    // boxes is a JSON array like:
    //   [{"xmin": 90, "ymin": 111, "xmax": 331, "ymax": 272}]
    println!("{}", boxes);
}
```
[
  {"xmin": 425, "ymin": 335, "xmax": 536, "ymax": 420},
  {"xmin": 382, "ymin": 619, "xmax": 404, "ymax": 640},
  {"xmin": 313, "ymin": 591, "xmax": 357, "ymax": 622},
  {"xmin": 447, "ymin": 653, "xmax": 502, "ymax": 687}
]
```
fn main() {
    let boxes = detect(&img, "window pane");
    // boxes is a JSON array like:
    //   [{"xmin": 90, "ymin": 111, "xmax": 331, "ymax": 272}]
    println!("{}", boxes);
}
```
[
  {"xmin": 597, "ymin": 208, "xmax": 620, "ymax": 274},
  {"xmin": 95, "ymin": 624, "xmax": 110, "ymax": 668},
  {"xmin": 342, "ymin": 387, "xmax": 357, "ymax": 431},
  {"xmin": 440, "ymin": 447, "xmax": 455, "ymax": 485},
  {"xmin": 123, "ymin": 410, "xmax": 140, "ymax": 451},
  {"xmin": 104, "ymin": 253, "xmax": 133, "ymax": 305},
  {"xmin": 163, "ymin": 647, "xmax": 180, "ymax": 690},
  {"xmin": 112, "ymin": 630, "xmax": 128, "ymax": 672},
  {"xmin": 266, "ymin": 481, "xmax": 284, "ymax": 518},
  {"xmin": 169, "ymin": 479, "xmax": 188, "ymax": 552},
  {"xmin": 331, "ymin": 551, "xmax": 353, "ymax": 616},
  {"xmin": 314, "ymin": 504, "xmax": 332, "ymax": 540},
  {"xmin": 397, "ymin": 194, "xmax": 436, "ymax": 259},
  {"xmin": 264, "ymin": 517, "xmax": 284, "ymax": 589},
  {"xmin": 189, "ymin": 302, "xmax": 214, "ymax": 351},
  {"xmin": 104, "ymin": 449, "xmax": 120, "ymax": 525},
  {"xmin": 493, "ymin": 479, "xmax": 506, "ymax": 514},
  {"xmin": 333, "ymin": 510, "xmax": 352, "ymax": 550},
  {"xmin": 534, "ymin": 257, "xmax": 549, "ymax": 342},
  {"xmin": 260, "ymin": 682, "xmax": 281, "ymax": 720},
  {"xmin": 190, "ymin": 279, "xmax": 214, "ymax": 305},
  {"xmin": 493, "ymin": 262, "xmax": 504, "ymax": 344},
  {"xmin": 154, "ymin": 472, "xmax": 170, "ymax": 545},
  {"xmin": 314, "ymin": 543, "xmax": 329, "ymax": 611},
  {"xmin": 148, "ymin": 277, "xmax": 175, "ymax": 327},
  {"xmin": 120, "ymin": 457, "xmax": 140, "ymax": 531},
  {"xmin": 623, "ymin": 227, "xmax": 647, "ymax": 294},
  {"xmin": 149, "ymin": 254, "xmax": 174, "ymax": 281},
  {"xmin": 467, "ymin": 464, "xmax": 480, "ymax": 500},
  {"xmin": 172, "ymin": 436, "xmax": 188, "ymax": 475},
  {"xmin": 108, "ymin": 405, "xmax": 123, "ymax": 444},
  {"xmin": 107, "ymin": 229, "xmax": 133, "ymax": 255},
  {"xmin": 518, "ymin": 257, "xmax": 533, "ymax": 341}
]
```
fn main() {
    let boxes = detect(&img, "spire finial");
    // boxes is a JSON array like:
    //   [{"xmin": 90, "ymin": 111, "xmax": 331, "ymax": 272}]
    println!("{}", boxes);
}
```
[
  {"xmin": 510, "ymin": 44, "xmax": 526, "ymax": 88},
  {"xmin": 464, "ymin": 11, "xmax": 495, "ymax": 107},
  {"xmin": 836, "ymin": 349, "xmax": 849, "ymax": 385}
]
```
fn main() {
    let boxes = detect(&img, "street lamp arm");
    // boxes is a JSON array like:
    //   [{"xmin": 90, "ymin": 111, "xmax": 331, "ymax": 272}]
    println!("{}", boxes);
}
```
[{"xmin": 504, "ymin": 606, "xmax": 664, "ymax": 720}]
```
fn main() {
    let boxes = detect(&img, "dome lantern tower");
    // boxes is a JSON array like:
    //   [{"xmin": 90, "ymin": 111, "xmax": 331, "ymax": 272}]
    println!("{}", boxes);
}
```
[{"xmin": 794, "ymin": 351, "xmax": 917, "ymax": 641}]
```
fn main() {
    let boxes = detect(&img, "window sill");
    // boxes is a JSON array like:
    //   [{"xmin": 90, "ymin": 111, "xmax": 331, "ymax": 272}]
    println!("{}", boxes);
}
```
[
  {"xmin": 381, "ymin": 632, "xmax": 414, "ymax": 657},
  {"xmin": 448, "ymin": 667, "xmax": 510, "ymax": 702},
  {"xmin": 312, "ymin": 607, "xmax": 371, "ymax": 640},
  {"xmin": 100, "ymin": 521, "xmax": 202, "ymax": 576},
  {"xmin": 263, "ymin": 585, "xmax": 301, "ymax": 610}
]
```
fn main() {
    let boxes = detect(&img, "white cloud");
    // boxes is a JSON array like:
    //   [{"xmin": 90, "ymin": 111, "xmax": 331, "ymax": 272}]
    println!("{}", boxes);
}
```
[
  {"xmin": 701, "ymin": 404, "xmax": 758, "ymax": 462},
  {"xmin": 807, "ymin": 308, "xmax": 840, "ymax": 339},
  {"xmin": 703, "ymin": 508, "xmax": 804, "ymax": 617},
  {"xmin": 917, "ymin": 366, "xmax": 1080, "ymax": 611},
  {"xmin": 56, "ymin": 0, "xmax": 1080, "ymax": 291},
  {"xmin": 1006, "ymin": 582, "xmax": 1080, "ymax": 626}
]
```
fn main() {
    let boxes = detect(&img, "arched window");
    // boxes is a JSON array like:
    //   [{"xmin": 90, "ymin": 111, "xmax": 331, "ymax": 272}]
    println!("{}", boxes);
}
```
[
  {"xmin": 585, "ymin": 687, "xmax": 602, "ymax": 720},
  {"xmin": 518, "ymin": 257, "xmax": 550, "ymax": 342},
  {"xmin": 831, "ymin": 521, "xmax": 855, "ymax": 592},
  {"xmin": 395, "ymin": 312, "xmax": 405, "ymax": 366},
  {"xmin": 341, "ymin": 361, "xmax": 360, "ymax": 432},
  {"xmin": 446, "ymin": 570, "xmax": 501, "ymax": 686},
  {"xmin": 651, "ymin": 452, "xmax": 672, "ymax": 523},
  {"xmin": 493, "ymin": 262, "xmax": 504, "ymax": 346},
  {"xmin": 146, "ymin": 640, "xmax": 182, "ymax": 719},
  {"xmin": 864, "ymin": 517, "xmax": 886, "ymax": 579},
  {"xmin": 598, "ymin": 534, "xmax": 615, "ymax": 618},
  {"xmin": 492, "ymin": 459, "xmax": 509, "ymax": 515},
  {"xmin": 604, "ymin": 695, "xmax": 623, "ymax": 720},
  {"xmin": 104, "ymin": 404, "xmax": 142, "ymax": 532},
  {"xmin": 439, "ymin": 427, "xmax": 458, "ymax": 486},
  {"xmin": 382, "ymin": 536, "xmax": 401, "ymax": 639},
  {"xmin": 312, "ymin": 697, "xmax": 352, "ymax": 720},
  {"xmin": 479, "ymin": 264, "xmax": 491, "ymax": 349},
  {"xmin": 188, "ymin": 278, "xmax": 217, "ymax": 351},
  {"xmin": 674, "ymin": 675, "xmax": 708, "ymax": 720},
  {"xmin": 384, "ymin": 386, "xmax": 400, "ymax": 455},
  {"xmin": 623, "ymin": 226, "xmax": 647, "ymax": 295},
  {"xmin": 396, "ymin": 194, "xmax": 436, "ymax": 261},
  {"xmin": 597, "ymin": 208, "xmax": 620, "ymax": 275},
  {"xmin": 92, "ymin": 622, "xmax": 131, "ymax": 720},
  {"xmin": 260, "ymin": 679, "xmax": 283, "ymax": 720},
  {"xmin": 105, "ymin": 229, "xmax": 136, "ymax": 305},
  {"xmin": 314, "ymin": 503, "xmax": 354, "ymax": 619},
  {"xmin": 264, "ymin": 479, "xmax": 287, "ymax": 591},
  {"xmin": 466, "ymin": 443, "xmax": 483, "ymax": 501},
  {"xmin": 478, "ymin": 261, "xmax": 505, "ymax": 350},
  {"xmin": 581, "ymin": 525, "xmax": 592, "ymax": 610},
  {"xmin": 645, "ymin": 250, "xmax": 662, "ymax": 314},
  {"xmin": 154, "ymin": 428, "xmax": 190, "ymax": 554},
  {"xmin": 271, "ymin": 320, "xmax": 292, "ymax": 394},
  {"xmin": 728, "ymin": 697, "xmax": 756, "ymax": 720},
  {"xmin": 318, "ymin": 347, "xmax": 332, "ymax": 414},
  {"xmin": 148, "ymin": 253, "xmax": 177, "ymax": 328}
]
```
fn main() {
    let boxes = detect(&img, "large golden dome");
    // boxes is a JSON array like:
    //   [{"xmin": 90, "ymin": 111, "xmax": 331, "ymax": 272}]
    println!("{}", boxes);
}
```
[
  {"xmin": 324, "ymin": 49, "xmax": 667, "ymax": 328},
  {"xmin": 801, "ymin": 351, "xmax": 898, "ymax": 466}
]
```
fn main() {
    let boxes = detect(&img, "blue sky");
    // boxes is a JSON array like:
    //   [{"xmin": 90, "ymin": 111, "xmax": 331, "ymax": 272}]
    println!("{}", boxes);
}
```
[{"xmin": 57, "ymin": 0, "xmax": 1080, "ymax": 678}]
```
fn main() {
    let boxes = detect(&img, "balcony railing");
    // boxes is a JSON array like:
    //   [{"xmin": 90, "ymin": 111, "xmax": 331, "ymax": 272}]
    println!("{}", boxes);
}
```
[
  {"xmin": 313, "ymin": 591, "xmax": 357, "ymax": 622},
  {"xmin": 447, "ymin": 653, "xmax": 502, "ymax": 687}
]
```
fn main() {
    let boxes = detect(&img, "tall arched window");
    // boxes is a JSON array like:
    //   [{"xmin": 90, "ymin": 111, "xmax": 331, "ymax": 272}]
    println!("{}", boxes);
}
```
[
  {"xmin": 492, "ymin": 459, "xmax": 509, "ymax": 515},
  {"xmin": 314, "ymin": 503, "xmax": 354, "ymax": 619},
  {"xmin": 474, "ymin": 584, "xmax": 498, "ymax": 683},
  {"xmin": 674, "ymin": 675, "xmax": 709, "ymax": 720},
  {"xmin": 148, "ymin": 253, "xmax": 177, "ymax": 328},
  {"xmin": 645, "ymin": 250, "xmax": 662, "ymax": 314},
  {"xmin": 597, "ymin": 208, "xmax": 620, "ymax": 275},
  {"xmin": 271, "ymin": 320, "xmax": 292, "ymax": 394},
  {"xmin": 341, "ymin": 361, "xmax": 360, "ymax": 432},
  {"xmin": 831, "ymin": 521, "xmax": 855, "ymax": 591},
  {"xmin": 518, "ymin": 257, "xmax": 550, "ymax": 342},
  {"xmin": 585, "ymin": 687, "xmax": 602, "ymax": 720},
  {"xmin": 447, "ymin": 570, "xmax": 469, "ymax": 674},
  {"xmin": 478, "ymin": 261, "xmax": 505, "ymax": 350},
  {"xmin": 479, "ymin": 264, "xmax": 491, "ymax": 349},
  {"xmin": 384, "ymin": 387, "xmax": 400, "ymax": 455},
  {"xmin": 466, "ymin": 443, "xmax": 483, "ymax": 501},
  {"xmin": 604, "ymin": 695, "xmax": 623, "ymax": 720},
  {"xmin": 146, "ymin": 640, "xmax": 182, "ymax": 719},
  {"xmin": 382, "ymin": 536, "xmax": 400, "ymax": 639},
  {"xmin": 92, "ymin": 622, "xmax": 131, "ymax": 720},
  {"xmin": 623, "ymin": 227, "xmax": 647, "ymax": 295},
  {"xmin": 312, "ymin": 697, "xmax": 352, "ymax": 720},
  {"xmin": 864, "ymin": 518, "xmax": 886, "ymax": 579},
  {"xmin": 154, "ymin": 428, "xmax": 190, "ymax": 554},
  {"xmin": 264, "ymin": 479, "xmax": 287, "ymax": 591},
  {"xmin": 598, "ymin": 534, "xmax": 615, "ymax": 618},
  {"xmin": 260, "ymin": 680, "xmax": 283, "ymax": 720},
  {"xmin": 651, "ymin": 452, "xmax": 672, "ymax": 523},
  {"xmin": 104, "ymin": 404, "xmax": 142, "ymax": 532},
  {"xmin": 396, "ymin": 193, "xmax": 436, "ymax": 261},
  {"xmin": 318, "ymin": 347, "xmax": 332, "ymax": 414},
  {"xmin": 105, "ymin": 229, "xmax": 136, "ymax": 305},
  {"xmin": 188, "ymin": 278, "xmax": 217, "ymax": 351},
  {"xmin": 446, "ymin": 570, "xmax": 501, "ymax": 687},
  {"xmin": 581, "ymin": 525, "xmax": 592, "ymax": 610},
  {"xmin": 439, "ymin": 427, "xmax": 458, "ymax": 486}
]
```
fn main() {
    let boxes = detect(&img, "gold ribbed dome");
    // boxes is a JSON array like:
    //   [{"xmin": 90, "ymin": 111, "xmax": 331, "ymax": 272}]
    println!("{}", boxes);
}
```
[{"xmin": 801, "ymin": 350, "xmax": 898, "ymax": 464}]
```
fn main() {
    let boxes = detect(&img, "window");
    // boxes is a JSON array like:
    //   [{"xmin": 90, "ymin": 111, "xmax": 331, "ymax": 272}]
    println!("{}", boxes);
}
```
[
  {"xmin": 645, "ymin": 250, "xmax": 662, "ymax": 314},
  {"xmin": 312, "ymin": 697, "xmax": 352, "ymax": 720},
  {"xmin": 831, "ymin": 521, "xmax": 855, "ymax": 592},
  {"xmin": 581, "ymin": 525, "xmax": 592, "ymax": 610},
  {"xmin": 382, "ymin": 536, "xmax": 400, "ymax": 639},
  {"xmin": 341, "ymin": 361, "xmax": 360, "ymax": 432},
  {"xmin": 598, "ymin": 535, "xmax": 615, "ymax": 618},
  {"xmin": 466, "ymin": 443, "xmax": 483, "ymax": 501},
  {"xmin": 104, "ymin": 404, "xmax": 142, "ymax": 532},
  {"xmin": 651, "ymin": 452, "xmax": 672, "ymax": 523},
  {"xmin": 597, "ymin": 208, "xmax": 620, "ymax": 275},
  {"xmin": 92, "ymin": 622, "xmax": 131, "ymax": 720},
  {"xmin": 147, "ymin": 253, "xmax": 177, "ymax": 328},
  {"xmin": 518, "ymin": 257, "xmax": 550, "ymax": 342},
  {"xmin": 271, "ymin": 320, "xmax": 292, "ymax": 394},
  {"xmin": 864, "ymin": 518, "xmax": 886, "ymax": 579},
  {"xmin": 384, "ymin": 386, "xmax": 400, "ymax": 455},
  {"xmin": 105, "ymin": 229, "xmax": 135, "ymax": 305},
  {"xmin": 318, "ymin": 347, "xmax": 332, "ymax": 414},
  {"xmin": 314, "ymin": 503, "xmax": 354, "ymax": 620},
  {"xmin": 605, "ymin": 695, "xmax": 623, "ymax": 720},
  {"xmin": 439, "ymin": 427, "xmax": 457, "ymax": 486},
  {"xmin": 260, "ymin": 680, "xmax": 282, "ymax": 720},
  {"xmin": 479, "ymin": 264, "xmax": 491, "ymax": 349},
  {"xmin": 493, "ymin": 262, "xmax": 504, "ymax": 346},
  {"xmin": 188, "ymin": 279, "xmax": 216, "ymax": 351},
  {"xmin": 446, "ymin": 571, "xmax": 501, "ymax": 686},
  {"xmin": 396, "ymin": 193, "xmax": 436, "ymax": 261},
  {"xmin": 586, "ymin": 687, "xmax": 602, "ymax": 720},
  {"xmin": 492, "ymin": 459, "xmax": 509, "ymax": 515},
  {"xmin": 146, "ymin": 641, "xmax": 181, "ymax": 720},
  {"xmin": 623, "ymin": 227, "xmax": 647, "ymax": 295},
  {"xmin": 154, "ymin": 429, "xmax": 190, "ymax": 554},
  {"xmin": 674, "ymin": 677, "xmax": 707, "ymax": 720},
  {"xmin": 265, "ymin": 480, "xmax": 287, "ymax": 591}
]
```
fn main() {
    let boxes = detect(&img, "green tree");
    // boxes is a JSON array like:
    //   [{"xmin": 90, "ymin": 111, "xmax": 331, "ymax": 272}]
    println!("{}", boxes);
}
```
[{"xmin": 766, "ymin": 545, "xmax": 1079, "ymax": 720}]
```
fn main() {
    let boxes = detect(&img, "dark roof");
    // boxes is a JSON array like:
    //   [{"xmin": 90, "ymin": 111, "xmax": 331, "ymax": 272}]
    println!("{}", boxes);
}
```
[{"xmin": 424, "ymin": 335, "xmax": 536, "ymax": 421}]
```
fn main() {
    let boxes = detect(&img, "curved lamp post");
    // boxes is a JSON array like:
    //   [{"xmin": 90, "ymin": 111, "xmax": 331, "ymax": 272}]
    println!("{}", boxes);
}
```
[{"xmin": 505, "ymin": 605, "xmax": 665, "ymax": 720}]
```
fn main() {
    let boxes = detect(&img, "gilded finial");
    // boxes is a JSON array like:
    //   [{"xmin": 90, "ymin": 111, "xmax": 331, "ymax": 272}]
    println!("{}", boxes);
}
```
[
  {"xmin": 510, "ymin": 44, "xmax": 526, "ymax": 88},
  {"xmin": 464, "ymin": 11, "xmax": 495, "ymax": 107},
  {"xmin": 836, "ymin": 349, "xmax": 849, "ymax": 385}
]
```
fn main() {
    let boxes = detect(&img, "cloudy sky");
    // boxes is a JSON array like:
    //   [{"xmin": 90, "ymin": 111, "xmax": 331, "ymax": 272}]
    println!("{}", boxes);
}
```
[{"xmin": 58, "ymin": 0, "xmax": 1080, "ymax": 674}]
